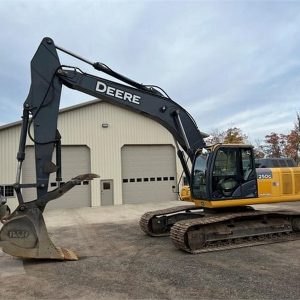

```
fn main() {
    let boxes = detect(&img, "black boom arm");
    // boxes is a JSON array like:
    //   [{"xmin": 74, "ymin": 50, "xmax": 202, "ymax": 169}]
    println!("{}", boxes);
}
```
[
  {"xmin": 58, "ymin": 69, "xmax": 205, "ymax": 156},
  {"xmin": 16, "ymin": 37, "xmax": 205, "ymax": 206}
]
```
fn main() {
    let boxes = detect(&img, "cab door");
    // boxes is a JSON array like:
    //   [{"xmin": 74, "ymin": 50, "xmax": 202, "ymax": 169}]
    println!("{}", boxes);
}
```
[
  {"xmin": 208, "ymin": 146, "xmax": 257, "ymax": 200},
  {"xmin": 240, "ymin": 148, "xmax": 258, "ymax": 198}
]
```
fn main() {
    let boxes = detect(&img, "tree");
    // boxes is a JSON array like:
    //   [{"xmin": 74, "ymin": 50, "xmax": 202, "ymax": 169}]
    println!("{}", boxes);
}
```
[
  {"xmin": 253, "ymin": 138, "xmax": 265, "ymax": 158},
  {"xmin": 283, "ymin": 113, "xmax": 300, "ymax": 163},
  {"xmin": 223, "ymin": 127, "xmax": 248, "ymax": 144},
  {"xmin": 204, "ymin": 129, "xmax": 225, "ymax": 145},
  {"xmin": 264, "ymin": 132, "xmax": 286, "ymax": 158},
  {"xmin": 205, "ymin": 127, "xmax": 247, "ymax": 145}
]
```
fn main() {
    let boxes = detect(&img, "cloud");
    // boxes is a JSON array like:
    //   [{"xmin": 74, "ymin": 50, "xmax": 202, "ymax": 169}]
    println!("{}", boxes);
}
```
[{"xmin": 0, "ymin": 1, "xmax": 300, "ymax": 141}]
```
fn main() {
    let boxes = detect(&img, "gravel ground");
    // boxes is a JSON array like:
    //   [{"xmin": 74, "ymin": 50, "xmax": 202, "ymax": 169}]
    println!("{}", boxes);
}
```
[{"xmin": 0, "ymin": 201, "xmax": 300, "ymax": 300}]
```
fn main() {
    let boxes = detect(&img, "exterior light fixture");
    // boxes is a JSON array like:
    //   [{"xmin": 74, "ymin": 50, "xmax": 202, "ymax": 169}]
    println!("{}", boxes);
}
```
[{"xmin": 101, "ymin": 123, "xmax": 109, "ymax": 128}]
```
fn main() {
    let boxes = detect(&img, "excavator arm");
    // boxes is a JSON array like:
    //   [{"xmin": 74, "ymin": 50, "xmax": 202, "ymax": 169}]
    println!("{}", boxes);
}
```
[
  {"xmin": 15, "ymin": 37, "xmax": 205, "ymax": 207},
  {"xmin": 0, "ymin": 37, "xmax": 205, "ymax": 260},
  {"xmin": 20, "ymin": 37, "xmax": 205, "ymax": 193}
]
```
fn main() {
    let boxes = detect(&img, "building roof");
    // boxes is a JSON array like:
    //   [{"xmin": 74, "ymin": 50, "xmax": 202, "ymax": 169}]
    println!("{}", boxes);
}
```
[
  {"xmin": 0, "ymin": 98, "xmax": 209, "ymax": 137},
  {"xmin": 0, "ymin": 98, "xmax": 102, "ymax": 131}
]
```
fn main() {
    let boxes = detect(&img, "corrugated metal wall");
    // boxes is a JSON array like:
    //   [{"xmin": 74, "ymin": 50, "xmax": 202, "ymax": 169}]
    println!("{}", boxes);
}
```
[
  {"xmin": 0, "ymin": 126, "xmax": 20, "ymax": 182},
  {"xmin": 0, "ymin": 100, "xmax": 183, "ymax": 209}
]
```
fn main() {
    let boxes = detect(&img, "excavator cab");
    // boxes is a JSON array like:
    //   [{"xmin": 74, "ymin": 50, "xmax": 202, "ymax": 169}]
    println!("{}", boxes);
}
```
[{"xmin": 191, "ymin": 144, "xmax": 258, "ymax": 201}]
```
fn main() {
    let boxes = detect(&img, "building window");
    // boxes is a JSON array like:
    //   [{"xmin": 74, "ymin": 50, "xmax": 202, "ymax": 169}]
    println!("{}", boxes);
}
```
[
  {"xmin": 103, "ymin": 182, "xmax": 111, "ymax": 190},
  {"xmin": 0, "ymin": 185, "xmax": 15, "ymax": 197}
]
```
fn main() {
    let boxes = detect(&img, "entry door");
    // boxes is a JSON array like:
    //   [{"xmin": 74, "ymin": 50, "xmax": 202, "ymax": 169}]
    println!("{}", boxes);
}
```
[{"xmin": 101, "ymin": 180, "xmax": 113, "ymax": 206}]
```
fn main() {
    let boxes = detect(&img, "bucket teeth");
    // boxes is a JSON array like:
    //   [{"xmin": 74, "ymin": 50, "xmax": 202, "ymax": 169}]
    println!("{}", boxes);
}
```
[{"xmin": 60, "ymin": 248, "xmax": 78, "ymax": 261}]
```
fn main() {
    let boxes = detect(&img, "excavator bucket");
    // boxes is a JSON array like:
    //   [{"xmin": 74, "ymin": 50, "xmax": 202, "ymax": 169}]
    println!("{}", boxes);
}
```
[
  {"xmin": 0, "ymin": 206, "xmax": 77, "ymax": 260},
  {"xmin": 0, "ymin": 173, "xmax": 99, "ymax": 260}
]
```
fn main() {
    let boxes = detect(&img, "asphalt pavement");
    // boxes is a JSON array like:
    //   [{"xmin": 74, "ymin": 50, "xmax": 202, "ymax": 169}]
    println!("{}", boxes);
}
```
[{"xmin": 0, "ymin": 201, "xmax": 300, "ymax": 300}]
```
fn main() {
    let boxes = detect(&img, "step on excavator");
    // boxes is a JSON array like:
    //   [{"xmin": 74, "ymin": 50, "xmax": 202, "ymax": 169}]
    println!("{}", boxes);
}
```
[{"xmin": 0, "ymin": 37, "xmax": 299, "ymax": 260}]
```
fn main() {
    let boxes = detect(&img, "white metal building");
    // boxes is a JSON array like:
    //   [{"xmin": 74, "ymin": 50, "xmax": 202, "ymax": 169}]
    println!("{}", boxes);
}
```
[{"xmin": 0, "ymin": 99, "xmax": 184, "ymax": 210}]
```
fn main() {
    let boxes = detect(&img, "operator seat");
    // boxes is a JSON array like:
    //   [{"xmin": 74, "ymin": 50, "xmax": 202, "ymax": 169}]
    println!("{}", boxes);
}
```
[{"xmin": 218, "ymin": 178, "xmax": 238, "ymax": 197}]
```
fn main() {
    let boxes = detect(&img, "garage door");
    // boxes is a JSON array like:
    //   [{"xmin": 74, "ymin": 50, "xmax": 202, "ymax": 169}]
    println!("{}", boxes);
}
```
[
  {"xmin": 121, "ymin": 145, "xmax": 177, "ymax": 204},
  {"xmin": 22, "ymin": 145, "xmax": 91, "ymax": 209}
]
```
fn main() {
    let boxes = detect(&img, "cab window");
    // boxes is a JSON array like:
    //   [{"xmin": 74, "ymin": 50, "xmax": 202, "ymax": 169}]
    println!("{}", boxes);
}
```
[
  {"xmin": 242, "ymin": 149, "xmax": 254, "ymax": 180},
  {"xmin": 213, "ymin": 148, "xmax": 238, "ymax": 176},
  {"xmin": 212, "ymin": 148, "xmax": 239, "ymax": 198},
  {"xmin": 191, "ymin": 153, "xmax": 208, "ymax": 199}
]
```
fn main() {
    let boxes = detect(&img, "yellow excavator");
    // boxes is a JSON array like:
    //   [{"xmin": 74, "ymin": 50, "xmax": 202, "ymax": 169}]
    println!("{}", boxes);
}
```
[
  {"xmin": 0, "ymin": 37, "xmax": 299, "ymax": 260},
  {"xmin": 140, "ymin": 144, "xmax": 300, "ymax": 253}
]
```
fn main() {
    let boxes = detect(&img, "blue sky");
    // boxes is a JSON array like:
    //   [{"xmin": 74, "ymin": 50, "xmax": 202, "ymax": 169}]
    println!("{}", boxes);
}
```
[{"xmin": 0, "ymin": 0, "xmax": 300, "ymax": 143}]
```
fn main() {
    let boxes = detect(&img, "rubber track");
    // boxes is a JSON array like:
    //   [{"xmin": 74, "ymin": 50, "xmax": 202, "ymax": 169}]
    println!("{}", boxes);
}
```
[
  {"xmin": 139, "ymin": 205, "xmax": 196, "ymax": 236},
  {"xmin": 170, "ymin": 210, "xmax": 300, "ymax": 253}
]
